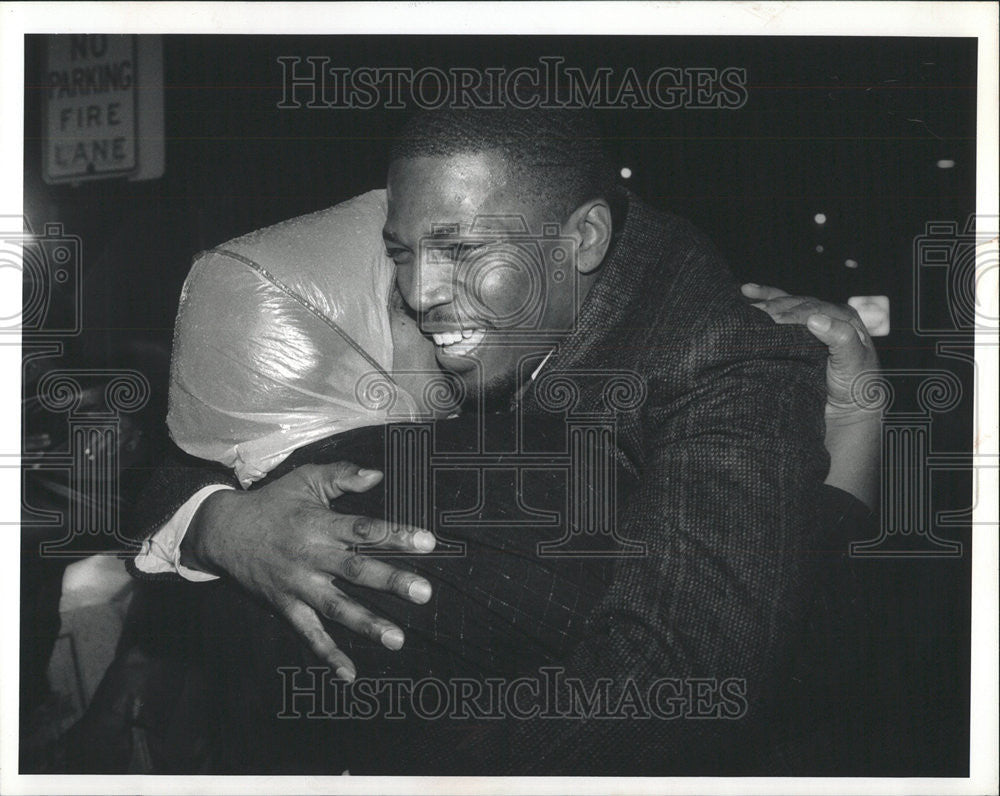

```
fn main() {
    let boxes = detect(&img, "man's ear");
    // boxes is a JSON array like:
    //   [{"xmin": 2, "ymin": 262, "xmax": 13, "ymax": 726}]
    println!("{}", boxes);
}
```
[{"xmin": 565, "ymin": 198, "xmax": 613, "ymax": 275}]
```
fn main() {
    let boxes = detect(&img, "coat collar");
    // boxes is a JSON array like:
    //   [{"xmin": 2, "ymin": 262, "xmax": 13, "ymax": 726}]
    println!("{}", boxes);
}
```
[{"xmin": 539, "ymin": 189, "xmax": 674, "ymax": 373}]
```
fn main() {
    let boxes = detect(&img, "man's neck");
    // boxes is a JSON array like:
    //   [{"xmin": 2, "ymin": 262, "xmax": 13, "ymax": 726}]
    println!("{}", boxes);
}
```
[{"xmin": 508, "ymin": 348, "xmax": 555, "ymax": 406}]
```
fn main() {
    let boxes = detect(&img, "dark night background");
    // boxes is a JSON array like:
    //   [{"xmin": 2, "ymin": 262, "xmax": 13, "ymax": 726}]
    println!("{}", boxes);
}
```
[{"xmin": 21, "ymin": 34, "xmax": 976, "ymax": 774}]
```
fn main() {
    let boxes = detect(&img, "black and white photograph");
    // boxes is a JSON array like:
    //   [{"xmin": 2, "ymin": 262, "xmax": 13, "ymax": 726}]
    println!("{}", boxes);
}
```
[{"xmin": 1, "ymin": 3, "xmax": 997, "ymax": 793}]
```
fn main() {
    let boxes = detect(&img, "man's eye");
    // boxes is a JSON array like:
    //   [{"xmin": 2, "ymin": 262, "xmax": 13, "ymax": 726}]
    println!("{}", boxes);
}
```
[
  {"xmin": 457, "ymin": 241, "xmax": 493, "ymax": 258},
  {"xmin": 387, "ymin": 248, "xmax": 412, "ymax": 265}
]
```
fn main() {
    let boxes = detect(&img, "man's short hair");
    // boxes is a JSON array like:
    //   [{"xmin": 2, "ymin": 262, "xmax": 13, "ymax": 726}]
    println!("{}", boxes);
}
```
[{"xmin": 389, "ymin": 108, "xmax": 615, "ymax": 219}]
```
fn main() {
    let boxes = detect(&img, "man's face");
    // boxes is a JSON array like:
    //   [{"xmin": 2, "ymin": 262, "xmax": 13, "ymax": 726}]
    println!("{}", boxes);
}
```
[{"xmin": 383, "ymin": 152, "xmax": 581, "ymax": 404}]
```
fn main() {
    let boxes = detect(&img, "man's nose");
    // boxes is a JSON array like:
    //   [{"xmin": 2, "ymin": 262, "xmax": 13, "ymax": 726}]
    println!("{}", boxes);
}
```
[{"xmin": 411, "ymin": 256, "xmax": 455, "ymax": 312}]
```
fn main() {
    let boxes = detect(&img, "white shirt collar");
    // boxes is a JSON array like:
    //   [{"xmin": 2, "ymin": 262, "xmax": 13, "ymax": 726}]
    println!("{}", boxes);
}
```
[{"xmin": 530, "ymin": 350, "xmax": 555, "ymax": 382}]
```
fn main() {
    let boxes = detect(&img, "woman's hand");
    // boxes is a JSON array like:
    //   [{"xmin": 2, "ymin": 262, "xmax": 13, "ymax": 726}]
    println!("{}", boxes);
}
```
[
  {"xmin": 742, "ymin": 283, "xmax": 882, "ymax": 510},
  {"xmin": 181, "ymin": 462, "xmax": 437, "ymax": 682}
]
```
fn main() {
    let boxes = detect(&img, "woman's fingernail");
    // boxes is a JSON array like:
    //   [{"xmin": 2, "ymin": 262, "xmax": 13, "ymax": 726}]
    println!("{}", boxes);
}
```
[
  {"xmin": 413, "ymin": 531, "xmax": 436, "ymax": 552},
  {"xmin": 808, "ymin": 313, "xmax": 832, "ymax": 332},
  {"xmin": 381, "ymin": 628, "xmax": 405, "ymax": 650},
  {"xmin": 357, "ymin": 468, "xmax": 380, "ymax": 478},
  {"xmin": 408, "ymin": 579, "xmax": 432, "ymax": 603},
  {"xmin": 336, "ymin": 666, "xmax": 356, "ymax": 683}
]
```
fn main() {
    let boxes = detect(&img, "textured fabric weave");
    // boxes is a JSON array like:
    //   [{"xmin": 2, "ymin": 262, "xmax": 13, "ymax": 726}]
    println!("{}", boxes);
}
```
[
  {"xmin": 130, "ymin": 190, "xmax": 836, "ymax": 774},
  {"xmin": 360, "ymin": 190, "xmax": 832, "ymax": 774}
]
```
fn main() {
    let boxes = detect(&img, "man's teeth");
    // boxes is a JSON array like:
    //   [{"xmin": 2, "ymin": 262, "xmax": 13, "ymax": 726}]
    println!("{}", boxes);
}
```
[
  {"xmin": 432, "ymin": 331, "xmax": 461, "ymax": 346},
  {"xmin": 431, "ymin": 328, "xmax": 486, "ymax": 353}
]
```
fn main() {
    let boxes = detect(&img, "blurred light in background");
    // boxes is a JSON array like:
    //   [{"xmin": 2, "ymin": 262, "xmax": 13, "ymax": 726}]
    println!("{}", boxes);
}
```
[
  {"xmin": 849, "ymin": 295, "xmax": 891, "ymax": 337},
  {"xmin": 936, "ymin": 159, "xmax": 955, "ymax": 169},
  {"xmin": 813, "ymin": 212, "xmax": 827, "ymax": 225},
  {"xmin": 844, "ymin": 258, "xmax": 859, "ymax": 269},
  {"xmin": 620, "ymin": 167, "xmax": 632, "ymax": 179}
]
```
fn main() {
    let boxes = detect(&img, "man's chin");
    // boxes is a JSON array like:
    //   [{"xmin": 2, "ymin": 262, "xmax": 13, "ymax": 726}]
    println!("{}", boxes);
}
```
[
  {"xmin": 462, "ymin": 370, "xmax": 525, "ymax": 412},
  {"xmin": 432, "ymin": 347, "xmax": 479, "ymax": 374},
  {"xmin": 432, "ymin": 348, "xmax": 525, "ymax": 411}
]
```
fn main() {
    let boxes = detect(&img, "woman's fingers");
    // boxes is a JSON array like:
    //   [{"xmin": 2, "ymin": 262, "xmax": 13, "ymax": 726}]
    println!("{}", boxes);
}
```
[
  {"xmin": 324, "ymin": 511, "xmax": 436, "ymax": 553},
  {"xmin": 751, "ymin": 293, "xmax": 873, "ymax": 342},
  {"xmin": 320, "ymin": 548, "xmax": 433, "ymax": 605},
  {"xmin": 300, "ymin": 461, "xmax": 383, "ymax": 501},
  {"xmin": 807, "ymin": 312, "xmax": 864, "ymax": 354},
  {"xmin": 278, "ymin": 596, "xmax": 358, "ymax": 682},
  {"xmin": 741, "ymin": 282, "xmax": 789, "ymax": 301},
  {"xmin": 305, "ymin": 578, "xmax": 408, "ymax": 651},
  {"xmin": 753, "ymin": 296, "xmax": 825, "ymax": 320},
  {"xmin": 744, "ymin": 285, "xmax": 880, "ymax": 342}
]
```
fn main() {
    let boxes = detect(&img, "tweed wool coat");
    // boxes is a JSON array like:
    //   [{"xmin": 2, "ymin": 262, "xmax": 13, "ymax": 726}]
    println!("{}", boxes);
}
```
[{"xmin": 130, "ymin": 190, "xmax": 857, "ymax": 774}]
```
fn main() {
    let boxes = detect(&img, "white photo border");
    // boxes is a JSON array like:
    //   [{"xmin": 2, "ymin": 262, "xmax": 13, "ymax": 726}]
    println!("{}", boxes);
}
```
[{"xmin": 1, "ymin": 3, "xmax": 996, "ymax": 795}]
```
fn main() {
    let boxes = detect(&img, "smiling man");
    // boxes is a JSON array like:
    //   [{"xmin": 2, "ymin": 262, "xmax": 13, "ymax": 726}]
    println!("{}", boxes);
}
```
[
  {"xmin": 381, "ymin": 119, "xmax": 614, "ymax": 407},
  {"xmin": 123, "ymin": 108, "xmax": 880, "ymax": 775}
]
